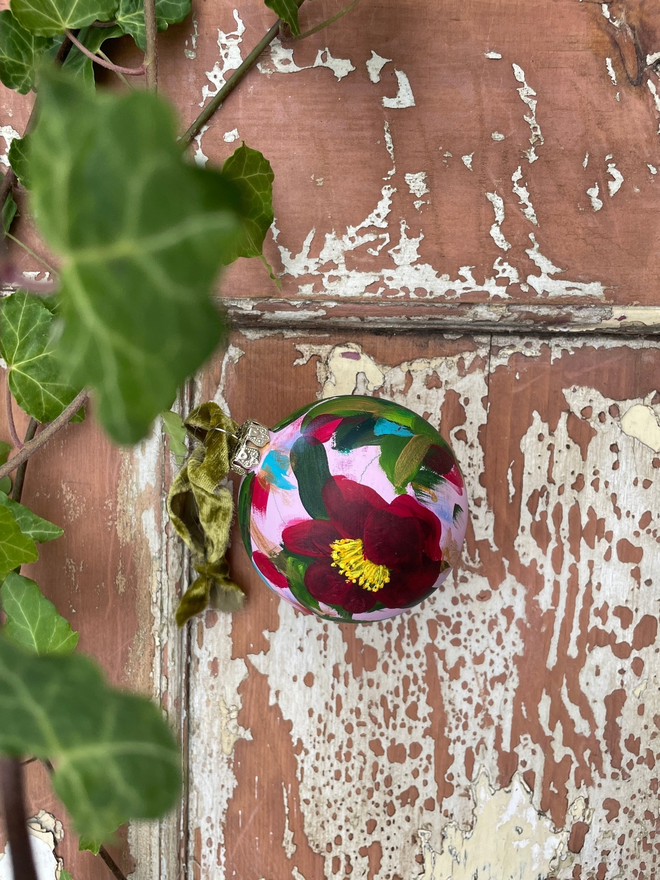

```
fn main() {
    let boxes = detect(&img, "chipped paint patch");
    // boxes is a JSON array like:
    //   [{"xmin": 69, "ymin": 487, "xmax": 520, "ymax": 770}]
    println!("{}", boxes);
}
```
[
  {"xmin": 461, "ymin": 152, "xmax": 474, "ymax": 170},
  {"xmin": 606, "ymin": 56, "xmax": 617, "ymax": 85},
  {"xmin": 405, "ymin": 172, "xmax": 429, "ymax": 198},
  {"xmin": 382, "ymin": 69, "xmax": 415, "ymax": 108},
  {"xmin": 383, "ymin": 121, "xmax": 395, "ymax": 177},
  {"xmin": 491, "ymin": 131, "xmax": 505, "ymax": 141},
  {"xmin": 418, "ymin": 772, "xmax": 573, "ymax": 879},
  {"xmin": 606, "ymin": 160, "xmax": 624, "ymax": 196},
  {"xmin": 620, "ymin": 404, "xmax": 660, "ymax": 451},
  {"xmin": 201, "ymin": 10, "xmax": 245, "ymax": 105},
  {"xmin": 183, "ymin": 15, "xmax": 199, "ymax": 59},
  {"xmin": 366, "ymin": 50, "xmax": 391, "ymax": 83},
  {"xmin": 193, "ymin": 123, "xmax": 209, "ymax": 168},
  {"xmin": 223, "ymin": 128, "xmax": 240, "ymax": 143},
  {"xmin": 587, "ymin": 182, "xmax": 603, "ymax": 211},
  {"xmin": 485, "ymin": 50, "xmax": 502, "ymax": 59},
  {"xmin": 512, "ymin": 63, "xmax": 543, "ymax": 162}
]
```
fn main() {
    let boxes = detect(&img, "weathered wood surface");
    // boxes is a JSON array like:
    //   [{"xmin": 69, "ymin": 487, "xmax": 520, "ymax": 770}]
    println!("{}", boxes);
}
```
[{"xmin": 190, "ymin": 331, "xmax": 660, "ymax": 880}]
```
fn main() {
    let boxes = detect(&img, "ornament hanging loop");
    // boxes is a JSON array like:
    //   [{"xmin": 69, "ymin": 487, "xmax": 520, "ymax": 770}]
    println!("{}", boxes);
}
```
[{"xmin": 230, "ymin": 419, "xmax": 270, "ymax": 475}]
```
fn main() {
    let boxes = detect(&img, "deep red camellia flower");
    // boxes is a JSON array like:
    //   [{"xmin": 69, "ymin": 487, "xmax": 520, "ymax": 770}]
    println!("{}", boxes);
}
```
[{"xmin": 281, "ymin": 477, "xmax": 444, "ymax": 614}]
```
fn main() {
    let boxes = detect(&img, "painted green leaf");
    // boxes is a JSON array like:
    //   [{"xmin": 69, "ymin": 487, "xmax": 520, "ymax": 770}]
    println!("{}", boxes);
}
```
[
  {"xmin": 0, "ymin": 292, "xmax": 85, "ymax": 423},
  {"xmin": 0, "ymin": 442, "xmax": 11, "ymax": 495},
  {"xmin": 116, "ymin": 0, "xmax": 192, "ymax": 50},
  {"xmin": 0, "ymin": 9, "xmax": 56, "ymax": 93},
  {"xmin": 7, "ymin": 135, "xmax": 29, "ymax": 188},
  {"xmin": 221, "ymin": 143, "xmax": 275, "ymax": 268},
  {"xmin": 1, "ymin": 572, "xmax": 78, "ymax": 655},
  {"xmin": 263, "ymin": 0, "xmax": 300, "ymax": 35},
  {"xmin": 29, "ymin": 72, "xmax": 245, "ymax": 444},
  {"xmin": 290, "ymin": 436, "xmax": 331, "ymax": 520},
  {"xmin": 0, "ymin": 505, "xmax": 38, "ymax": 580},
  {"xmin": 161, "ymin": 410, "xmax": 187, "ymax": 465},
  {"xmin": 61, "ymin": 24, "xmax": 125, "ymax": 91},
  {"xmin": 9, "ymin": 0, "xmax": 118, "ymax": 37},
  {"xmin": 0, "ymin": 635, "xmax": 181, "ymax": 841},
  {"xmin": 0, "ymin": 491, "xmax": 63, "ymax": 542},
  {"xmin": 393, "ymin": 434, "xmax": 432, "ymax": 492}
]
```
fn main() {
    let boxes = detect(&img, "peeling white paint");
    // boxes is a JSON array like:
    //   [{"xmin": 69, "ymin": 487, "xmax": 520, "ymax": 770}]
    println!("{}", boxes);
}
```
[
  {"xmin": 512, "ymin": 63, "xmax": 544, "ymax": 162},
  {"xmin": 486, "ymin": 191, "xmax": 512, "ymax": 251},
  {"xmin": 201, "ymin": 10, "xmax": 245, "ymax": 104},
  {"xmin": 366, "ymin": 50, "xmax": 391, "ymax": 83},
  {"xmin": 382, "ymin": 69, "xmax": 416, "ymax": 108},
  {"xmin": 183, "ymin": 15, "xmax": 199, "ymax": 59},
  {"xmin": 485, "ymin": 50, "xmax": 502, "ymax": 59},
  {"xmin": 193, "ymin": 123, "xmax": 209, "ymax": 168},
  {"xmin": 491, "ymin": 131, "xmax": 505, "ymax": 141},
  {"xmin": 525, "ymin": 234, "xmax": 605, "ymax": 298},
  {"xmin": 598, "ymin": 306, "xmax": 660, "ymax": 329},
  {"xmin": 223, "ymin": 128, "xmax": 240, "ymax": 143},
  {"xmin": 606, "ymin": 161, "xmax": 624, "ymax": 196},
  {"xmin": 461, "ymin": 152, "xmax": 474, "ymax": 170},
  {"xmin": 648, "ymin": 79, "xmax": 660, "ymax": 115},
  {"xmin": 383, "ymin": 121, "xmax": 395, "ymax": 177},
  {"xmin": 583, "ymin": 151, "xmax": 589, "ymax": 169},
  {"xmin": 606, "ymin": 56, "xmax": 617, "ymax": 85},
  {"xmin": 418, "ymin": 772, "xmax": 573, "ymax": 880},
  {"xmin": 587, "ymin": 182, "xmax": 603, "ymax": 211},
  {"xmin": 648, "ymin": 163, "xmax": 658, "ymax": 175},
  {"xmin": 512, "ymin": 165, "xmax": 538, "ymax": 225},
  {"xmin": 0, "ymin": 124, "xmax": 19, "ymax": 167},
  {"xmin": 258, "ymin": 38, "xmax": 355, "ymax": 81},
  {"xmin": 620, "ymin": 404, "xmax": 660, "ymax": 451}
]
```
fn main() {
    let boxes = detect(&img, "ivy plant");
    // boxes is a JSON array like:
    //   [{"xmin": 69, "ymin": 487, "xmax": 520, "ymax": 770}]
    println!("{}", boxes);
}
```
[{"xmin": 0, "ymin": 0, "xmax": 358, "ymax": 876}]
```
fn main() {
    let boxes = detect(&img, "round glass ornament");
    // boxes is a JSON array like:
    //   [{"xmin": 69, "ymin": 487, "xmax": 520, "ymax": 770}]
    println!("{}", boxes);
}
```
[{"xmin": 237, "ymin": 396, "xmax": 468, "ymax": 622}]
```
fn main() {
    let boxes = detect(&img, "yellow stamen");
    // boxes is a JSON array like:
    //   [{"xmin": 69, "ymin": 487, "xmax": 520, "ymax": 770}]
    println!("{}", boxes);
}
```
[{"xmin": 330, "ymin": 538, "xmax": 391, "ymax": 593}]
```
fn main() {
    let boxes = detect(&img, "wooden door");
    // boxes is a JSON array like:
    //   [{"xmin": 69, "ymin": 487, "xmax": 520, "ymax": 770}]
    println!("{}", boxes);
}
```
[{"xmin": 2, "ymin": 0, "xmax": 660, "ymax": 878}]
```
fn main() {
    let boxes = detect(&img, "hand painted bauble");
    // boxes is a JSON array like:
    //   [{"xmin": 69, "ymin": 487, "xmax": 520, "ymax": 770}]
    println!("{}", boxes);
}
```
[{"xmin": 237, "ymin": 396, "xmax": 468, "ymax": 622}]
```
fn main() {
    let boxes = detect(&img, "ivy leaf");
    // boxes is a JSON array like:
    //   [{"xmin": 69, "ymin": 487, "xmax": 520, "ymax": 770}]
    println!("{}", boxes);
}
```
[
  {"xmin": 1, "ymin": 571, "xmax": 78, "ymax": 655},
  {"xmin": 2, "ymin": 189, "xmax": 17, "ymax": 234},
  {"xmin": 61, "ymin": 24, "xmax": 125, "ymax": 91},
  {"xmin": 78, "ymin": 838, "xmax": 101, "ymax": 855},
  {"xmin": 116, "ymin": 0, "xmax": 192, "ymax": 50},
  {"xmin": 263, "ymin": 0, "xmax": 300, "ymax": 35},
  {"xmin": 7, "ymin": 135, "xmax": 30, "ymax": 188},
  {"xmin": 9, "ymin": 0, "xmax": 118, "ymax": 38},
  {"xmin": 221, "ymin": 143, "xmax": 276, "ymax": 275},
  {"xmin": 0, "ymin": 442, "xmax": 11, "ymax": 495},
  {"xmin": 0, "ymin": 636, "xmax": 181, "ymax": 841},
  {"xmin": 0, "ymin": 491, "xmax": 64, "ymax": 543},
  {"xmin": 0, "ymin": 9, "xmax": 56, "ymax": 93},
  {"xmin": 61, "ymin": 872, "xmax": 74, "ymax": 880},
  {"xmin": 161, "ymin": 410, "xmax": 187, "ymax": 466},
  {"xmin": 0, "ymin": 292, "xmax": 85, "ymax": 423},
  {"xmin": 0, "ymin": 505, "xmax": 38, "ymax": 581},
  {"xmin": 29, "ymin": 72, "xmax": 245, "ymax": 444}
]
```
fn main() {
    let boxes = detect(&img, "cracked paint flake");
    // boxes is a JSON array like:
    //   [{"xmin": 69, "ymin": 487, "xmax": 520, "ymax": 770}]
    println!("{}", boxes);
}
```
[
  {"xmin": 0, "ymin": 811, "xmax": 64, "ymax": 880},
  {"xmin": 620, "ymin": 403, "xmax": 660, "ymax": 451},
  {"xmin": 418, "ymin": 771, "xmax": 574, "ymax": 879},
  {"xmin": 512, "ymin": 63, "xmax": 544, "ymax": 162},
  {"xmin": 404, "ymin": 172, "xmax": 429, "ymax": 198},
  {"xmin": 512, "ymin": 165, "xmax": 539, "ymax": 225}
]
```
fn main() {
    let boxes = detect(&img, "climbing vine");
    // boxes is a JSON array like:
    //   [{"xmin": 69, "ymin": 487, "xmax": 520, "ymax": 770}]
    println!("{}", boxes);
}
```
[{"xmin": 0, "ymin": 0, "xmax": 355, "ymax": 876}]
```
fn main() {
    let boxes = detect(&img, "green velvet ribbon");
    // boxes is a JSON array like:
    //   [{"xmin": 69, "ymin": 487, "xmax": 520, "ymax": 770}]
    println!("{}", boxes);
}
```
[{"xmin": 167, "ymin": 402, "xmax": 245, "ymax": 626}]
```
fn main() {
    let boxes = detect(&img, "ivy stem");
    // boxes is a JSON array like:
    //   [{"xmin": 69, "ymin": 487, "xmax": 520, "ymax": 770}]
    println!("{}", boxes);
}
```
[
  {"xmin": 99, "ymin": 846, "xmax": 129, "ymax": 880},
  {"xmin": 291, "ymin": 0, "xmax": 362, "ymax": 40},
  {"xmin": 180, "ymin": 0, "xmax": 306, "ymax": 146},
  {"xmin": 11, "ymin": 420, "xmax": 38, "ymax": 504},
  {"xmin": 0, "ymin": 389, "xmax": 89, "ymax": 482},
  {"xmin": 144, "ymin": 0, "xmax": 159, "ymax": 90},
  {"xmin": 0, "ymin": 757, "xmax": 39, "ymax": 880},
  {"xmin": 5, "ymin": 374, "xmax": 22, "ymax": 450},
  {"xmin": 64, "ymin": 29, "xmax": 146, "ymax": 75}
]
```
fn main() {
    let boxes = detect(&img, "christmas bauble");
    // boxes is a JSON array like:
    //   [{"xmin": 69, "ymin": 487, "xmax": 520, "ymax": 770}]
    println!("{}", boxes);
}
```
[{"xmin": 238, "ymin": 396, "xmax": 468, "ymax": 622}]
